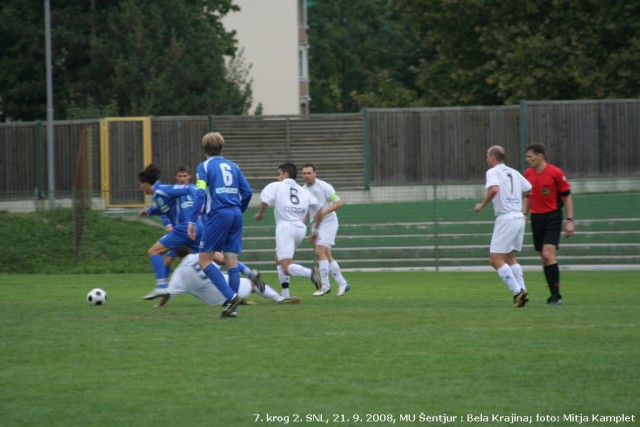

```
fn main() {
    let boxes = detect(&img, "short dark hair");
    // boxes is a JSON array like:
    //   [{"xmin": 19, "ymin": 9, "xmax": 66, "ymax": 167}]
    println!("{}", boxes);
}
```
[
  {"xmin": 138, "ymin": 164, "xmax": 161, "ymax": 184},
  {"xmin": 526, "ymin": 143, "xmax": 546, "ymax": 157},
  {"xmin": 278, "ymin": 163, "xmax": 297, "ymax": 179},
  {"xmin": 302, "ymin": 163, "xmax": 316, "ymax": 171},
  {"xmin": 176, "ymin": 164, "xmax": 191, "ymax": 174},
  {"xmin": 175, "ymin": 245, "xmax": 191, "ymax": 258}
]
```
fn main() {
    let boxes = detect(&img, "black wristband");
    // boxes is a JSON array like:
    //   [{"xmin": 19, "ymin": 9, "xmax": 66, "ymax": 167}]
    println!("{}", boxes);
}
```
[{"xmin": 566, "ymin": 218, "xmax": 574, "ymax": 221}]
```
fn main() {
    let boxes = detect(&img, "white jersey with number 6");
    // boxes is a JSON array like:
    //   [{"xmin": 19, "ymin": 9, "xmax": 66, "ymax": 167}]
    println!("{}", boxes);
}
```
[{"xmin": 260, "ymin": 178, "xmax": 320, "ymax": 224}]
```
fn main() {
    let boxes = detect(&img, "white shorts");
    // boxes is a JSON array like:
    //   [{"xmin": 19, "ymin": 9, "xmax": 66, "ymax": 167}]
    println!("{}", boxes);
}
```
[
  {"xmin": 315, "ymin": 219, "xmax": 339, "ymax": 247},
  {"xmin": 275, "ymin": 221, "xmax": 307, "ymax": 261},
  {"xmin": 490, "ymin": 212, "xmax": 525, "ymax": 254}
]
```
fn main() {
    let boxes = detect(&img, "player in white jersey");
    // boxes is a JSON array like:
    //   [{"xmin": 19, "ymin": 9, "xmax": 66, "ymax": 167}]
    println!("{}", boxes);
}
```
[
  {"xmin": 302, "ymin": 163, "xmax": 351, "ymax": 296},
  {"xmin": 255, "ymin": 163, "xmax": 323, "ymax": 298},
  {"xmin": 153, "ymin": 246, "xmax": 300, "ymax": 310},
  {"xmin": 474, "ymin": 145, "xmax": 532, "ymax": 308}
]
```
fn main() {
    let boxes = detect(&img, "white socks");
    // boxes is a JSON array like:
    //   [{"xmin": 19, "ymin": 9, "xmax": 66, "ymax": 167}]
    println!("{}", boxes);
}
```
[
  {"xmin": 497, "ymin": 264, "xmax": 522, "ymax": 295},
  {"xmin": 288, "ymin": 263, "xmax": 312, "ymax": 278},
  {"xmin": 319, "ymin": 260, "xmax": 330, "ymax": 288},
  {"xmin": 258, "ymin": 285, "xmax": 284, "ymax": 302},
  {"xmin": 329, "ymin": 260, "xmax": 347, "ymax": 286},
  {"xmin": 510, "ymin": 263, "xmax": 526, "ymax": 292}
]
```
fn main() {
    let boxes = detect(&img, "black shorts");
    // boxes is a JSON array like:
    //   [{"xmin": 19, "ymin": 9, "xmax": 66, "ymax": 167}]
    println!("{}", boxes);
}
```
[{"xmin": 530, "ymin": 210, "xmax": 563, "ymax": 252}]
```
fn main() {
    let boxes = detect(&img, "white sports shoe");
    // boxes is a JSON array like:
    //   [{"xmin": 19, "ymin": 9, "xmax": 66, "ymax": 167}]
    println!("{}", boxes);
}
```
[
  {"xmin": 337, "ymin": 283, "xmax": 351, "ymax": 296},
  {"xmin": 313, "ymin": 286, "xmax": 331, "ymax": 296},
  {"xmin": 142, "ymin": 286, "xmax": 169, "ymax": 300}
]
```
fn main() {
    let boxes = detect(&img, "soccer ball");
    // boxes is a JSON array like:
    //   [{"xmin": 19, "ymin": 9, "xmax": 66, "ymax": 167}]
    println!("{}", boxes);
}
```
[{"xmin": 87, "ymin": 288, "xmax": 107, "ymax": 305}]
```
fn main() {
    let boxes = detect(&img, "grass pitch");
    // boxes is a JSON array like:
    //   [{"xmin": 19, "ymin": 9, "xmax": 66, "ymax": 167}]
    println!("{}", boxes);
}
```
[{"xmin": 1, "ymin": 271, "xmax": 638, "ymax": 426}]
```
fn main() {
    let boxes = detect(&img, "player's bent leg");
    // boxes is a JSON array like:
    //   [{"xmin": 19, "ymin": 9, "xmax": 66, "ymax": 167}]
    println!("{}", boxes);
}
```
[
  {"xmin": 317, "ymin": 259, "xmax": 331, "ymax": 293},
  {"xmin": 491, "ymin": 253, "xmax": 524, "ymax": 305},
  {"xmin": 143, "ymin": 242, "xmax": 171, "ymax": 299}
]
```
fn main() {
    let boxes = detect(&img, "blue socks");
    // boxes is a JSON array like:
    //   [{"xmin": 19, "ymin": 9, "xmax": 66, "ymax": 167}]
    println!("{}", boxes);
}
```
[
  {"xmin": 227, "ymin": 267, "xmax": 240, "ymax": 293},
  {"xmin": 203, "ymin": 264, "xmax": 235, "ymax": 300},
  {"xmin": 150, "ymin": 254, "xmax": 167, "ymax": 286}
]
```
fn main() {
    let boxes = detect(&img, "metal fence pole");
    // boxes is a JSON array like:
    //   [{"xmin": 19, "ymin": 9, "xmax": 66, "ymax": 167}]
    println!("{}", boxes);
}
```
[
  {"xmin": 519, "ymin": 100, "xmax": 527, "ymax": 171},
  {"xmin": 45, "ymin": 0, "xmax": 56, "ymax": 208}
]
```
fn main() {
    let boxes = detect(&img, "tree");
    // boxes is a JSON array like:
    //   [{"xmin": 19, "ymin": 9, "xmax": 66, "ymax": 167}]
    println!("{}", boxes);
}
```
[
  {"xmin": 308, "ymin": 0, "xmax": 403, "ymax": 113},
  {"xmin": 401, "ymin": 0, "xmax": 640, "ymax": 106},
  {"xmin": 0, "ymin": 0, "xmax": 252, "ymax": 122},
  {"xmin": 0, "ymin": 1, "xmax": 48, "ymax": 121},
  {"xmin": 309, "ymin": 0, "xmax": 640, "ymax": 111}
]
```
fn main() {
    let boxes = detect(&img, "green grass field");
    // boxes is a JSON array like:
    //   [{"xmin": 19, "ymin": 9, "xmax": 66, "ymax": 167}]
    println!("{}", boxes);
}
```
[{"xmin": 1, "ymin": 271, "xmax": 638, "ymax": 426}]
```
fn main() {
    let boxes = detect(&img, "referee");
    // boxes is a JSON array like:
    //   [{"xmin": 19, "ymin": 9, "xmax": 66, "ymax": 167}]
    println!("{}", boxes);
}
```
[{"xmin": 523, "ymin": 144, "xmax": 575, "ymax": 305}]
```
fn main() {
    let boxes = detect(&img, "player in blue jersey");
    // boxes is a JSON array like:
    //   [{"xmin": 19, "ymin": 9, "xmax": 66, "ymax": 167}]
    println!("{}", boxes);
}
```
[
  {"xmin": 160, "ymin": 165, "xmax": 196, "ymax": 277},
  {"xmin": 188, "ymin": 132, "xmax": 253, "ymax": 318},
  {"xmin": 159, "ymin": 165, "xmax": 264, "ymax": 291},
  {"xmin": 137, "ymin": 163, "xmax": 204, "ymax": 300}
]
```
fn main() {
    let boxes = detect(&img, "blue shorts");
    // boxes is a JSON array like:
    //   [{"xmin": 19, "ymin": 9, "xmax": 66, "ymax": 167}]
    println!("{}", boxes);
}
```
[
  {"xmin": 159, "ymin": 221, "xmax": 202, "ymax": 253},
  {"xmin": 199, "ymin": 207, "xmax": 243, "ymax": 254}
]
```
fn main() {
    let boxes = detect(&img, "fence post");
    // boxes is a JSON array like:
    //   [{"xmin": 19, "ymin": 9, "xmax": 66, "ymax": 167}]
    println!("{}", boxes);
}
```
[
  {"xmin": 433, "ymin": 183, "xmax": 439, "ymax": 272},
  {"xmin": 363, "ymin": 108, "xmax": 370, "ymax": 191},
  {"xmin": 36, "ymin": 121, "xmax": 44, "ymax": 200},
  {"xmin": 519, "ymin": 100, "xmax": 527, "ymax": 171},
  {"xmin": 285, "ymin": 117, "xmax": 291, "ymax": 161}
]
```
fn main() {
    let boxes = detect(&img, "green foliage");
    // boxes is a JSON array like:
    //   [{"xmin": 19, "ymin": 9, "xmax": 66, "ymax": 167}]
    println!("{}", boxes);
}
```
[
  {"xmin": 1, "ymin": 271, "xmax": 638, "ymax": 425},
  {"xmin": 309, "ymin": 0, "xmax": 640, "ymax": 111},
  {"xmin": 308, "ymin": 0, "xmax": 406, "ymax": 113},
  {"xmin": 0, "ymin": 1, "xmax": 46, "ymax": 121},
  {"xmin": 406, "ymin": 0, "xmax": 640, "ymax": 105},
  {"xmin": 0, "ymin": 209, "xmax": 156, "ymax": 274},
  {"xmin": 0, "ymin": 0, "xmax": 251, "ymax": 121}
]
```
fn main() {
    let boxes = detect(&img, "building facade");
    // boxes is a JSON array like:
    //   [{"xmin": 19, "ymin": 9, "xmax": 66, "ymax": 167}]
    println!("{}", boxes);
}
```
[{"xmin": 224, "ymin": 0, "xmax": 310, "ymax": 115}]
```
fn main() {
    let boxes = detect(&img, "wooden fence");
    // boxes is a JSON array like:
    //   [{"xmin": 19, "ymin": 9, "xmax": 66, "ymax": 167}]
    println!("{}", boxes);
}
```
[{"xmin": 1, "ymin": 99, "xmax": 638, "ymax": 205}]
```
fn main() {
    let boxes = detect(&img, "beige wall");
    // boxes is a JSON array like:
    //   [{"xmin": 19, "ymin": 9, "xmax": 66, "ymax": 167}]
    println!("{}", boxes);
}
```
[{"xmin": 224, "ymin": 0, "xmax": 299, "ymax": 115}]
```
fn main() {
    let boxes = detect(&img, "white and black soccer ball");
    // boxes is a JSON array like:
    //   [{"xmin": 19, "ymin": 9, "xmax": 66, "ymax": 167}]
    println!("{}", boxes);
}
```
[{"xmin": 87, "ymin": 288, "xmax": 107, "ymax": 305}]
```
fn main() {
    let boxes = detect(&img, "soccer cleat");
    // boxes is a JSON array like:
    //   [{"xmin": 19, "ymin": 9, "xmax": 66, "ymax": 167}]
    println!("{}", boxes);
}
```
[
  {"xmin": 513, "ymin": 289, "xmax": 528, "ymax": 308},
  {"xmin": 221, "ymin": 294, "xmax": 241, "ymax": 318},
  {"xmin": 250, "ymin": 269, "xmax": 266, "ymax": 293},
  {"xmin": 142, "ymin": 286, "xmax": 169, "ymax": 300},
  {"xmin": 313, "ymin": 286, "xmax": 331, "ymax": 296},
  {"xmin": 279, "ymin": 296, "xmax": 301, "ymax": 304},
  {"xmin": 310, "ymin": 266, "xmax": 322, "ymax": 290},
  {"xmin": 547, "ymin": 295, "xmax": 563, "ymax": 305},
  {"xmin": 337, "ymin": 283, "xmax": 351, "ymax": 296}
]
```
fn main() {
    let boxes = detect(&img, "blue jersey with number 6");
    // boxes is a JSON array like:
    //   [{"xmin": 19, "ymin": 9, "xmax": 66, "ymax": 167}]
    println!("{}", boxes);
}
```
[{"xmin": 191, "ymin": 156, "xmax": 252, "ymax": 221}]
